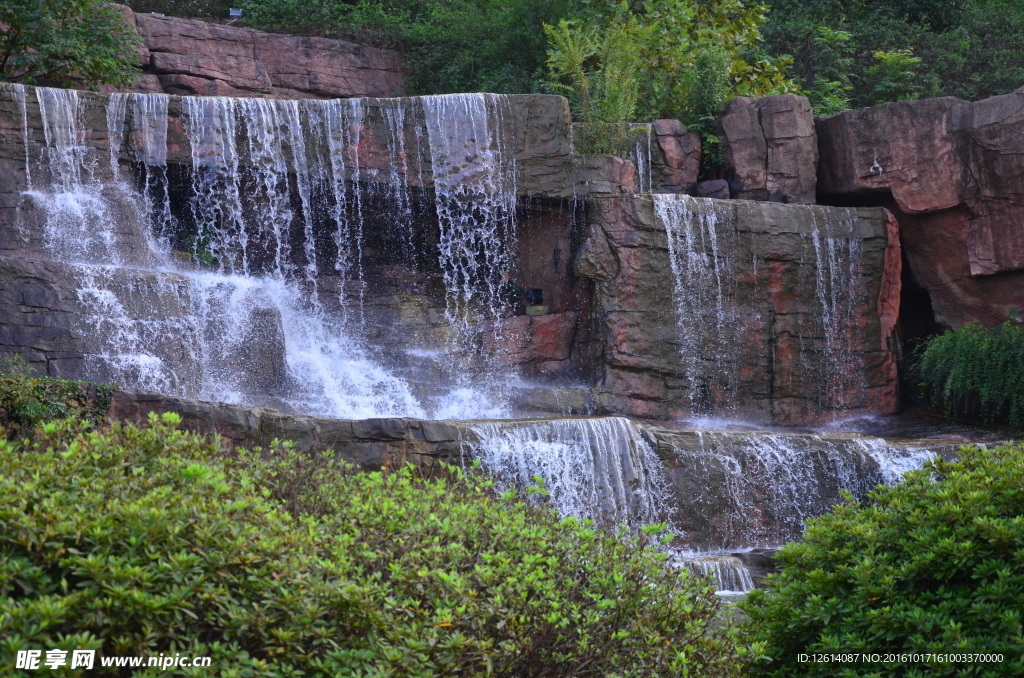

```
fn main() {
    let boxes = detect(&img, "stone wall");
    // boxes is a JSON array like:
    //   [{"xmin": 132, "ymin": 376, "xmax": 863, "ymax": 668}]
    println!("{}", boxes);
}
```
[
  {"xmin": 575, "ymin": 195, "xmax": 900, "ymax": 425},
  {"xmin": 816, "ymin": 88, "xmax": 1024, "ymax": 328},
  {"xmin": 113, "ymin": 5, "xmax": 404, "ymax": 99}
]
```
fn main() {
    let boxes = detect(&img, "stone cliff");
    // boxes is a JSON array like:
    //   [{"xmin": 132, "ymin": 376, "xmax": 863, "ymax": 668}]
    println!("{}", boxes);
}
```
[{"xmin": 111, "ymin": 5, "xmax": 404, "ymax": 99}]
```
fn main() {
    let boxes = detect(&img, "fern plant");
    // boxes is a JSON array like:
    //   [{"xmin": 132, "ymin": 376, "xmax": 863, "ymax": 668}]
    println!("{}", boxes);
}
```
[{"xmin": 915, "ymin": 320, "xmax": 1024, "ymax": 431}]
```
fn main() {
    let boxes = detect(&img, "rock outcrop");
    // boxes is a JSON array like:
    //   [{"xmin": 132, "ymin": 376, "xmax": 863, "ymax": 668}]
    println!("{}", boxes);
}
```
[
  {"xmin": 816, "ymin": 89, "xmax": 1024, "ymax": 328},
  {"xmin": 575, "ymin": 195, "xmax": 900, "ymax": 425},
  {"xmin": 719, "ymin": 95, "xmax": 818, "ymax": 204},
  {"xmin": 114, "ymin": 5, "xmax": 404, "ymax": 98}
]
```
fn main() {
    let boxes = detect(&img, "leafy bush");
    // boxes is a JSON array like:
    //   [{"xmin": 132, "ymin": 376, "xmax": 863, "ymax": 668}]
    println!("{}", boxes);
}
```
[
  {"xmin": 0, "ymin": 356, "xmax": 115, "ymax": 437},
  {"xmin": 742, "ymin": 442, "xmax": 1024, "ymax": 677},
  {"xmin": 0, "ymin": 0, "xmax": 142, "ymax": 88},
  {"xmin": 549, "ymin": 0, "xmax": 797, "ymax": 126},
  {"xmin": 1, "ymin": 414, "xmax": 752, "ymax": 676},
  {"xmin": 915, "ymin": 321, "xmax": 1024, "ymax": 431},
  {"xmin": 124, "ymin": 0, "xmax": 232, "ymax": 17},
  {"xmin": 236, "ymin": 0, "xmax": 581, "ymax": 95},
  {"xmin": 761, "ymin": 0, "xmax": 1024, "ymax": 111}
]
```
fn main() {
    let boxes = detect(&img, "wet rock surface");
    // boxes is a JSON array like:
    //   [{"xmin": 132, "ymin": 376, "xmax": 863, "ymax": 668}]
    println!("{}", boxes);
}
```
[{"xmin": 575, "ymin": 196, "xmax": 900, "ymax": 425}]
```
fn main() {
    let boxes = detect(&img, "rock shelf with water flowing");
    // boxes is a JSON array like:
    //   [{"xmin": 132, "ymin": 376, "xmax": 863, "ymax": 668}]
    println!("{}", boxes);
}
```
[{"xmin": 0, "ymin": 82, "xmax": 967, "ymax": 594}]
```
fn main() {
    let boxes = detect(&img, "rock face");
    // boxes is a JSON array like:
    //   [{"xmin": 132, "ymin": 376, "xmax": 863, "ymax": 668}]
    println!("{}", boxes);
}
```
[
  {"xmin": 107, "ymin": 389, "xmax": 472, "ymax": 470},
  {"xmin": 719, "ymin": 95, "xmax": 818, "ymax": 204},
  {"xmin": 115, "ymin": 5, "xmax": 404, "ymax": 98},
  {"xmin": 816, "ymin": 89, "xmax": 1024, "ymax": 328},
  {"xmin": 575, "ymin": 195, "xmax": 900, "ymax": 425},
  {"xmin": 649, "ymin": 119, "xmax": 701, "ymax": 194}
]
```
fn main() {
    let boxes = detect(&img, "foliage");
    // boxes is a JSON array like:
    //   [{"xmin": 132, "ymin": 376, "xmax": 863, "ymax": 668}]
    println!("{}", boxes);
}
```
[
  {"xmin": 864, "ymin": 49, "xmax": 923, "ymax": 105},
  {"xmin": 0, "ymin": 0, "xmax": 142, "ymax": 88},
  {"xmin": 0, "ymin": 413, "xmax": 754, "ymax": 677},
  {"xmin": 124, "ymin": 0, "xmax": 232, "ymax": 17},
  {"xmin": 761, "ymin": 0, "xmax": 1024, "ymax": 111},
  {"xmin": 236, "ymin": 0, "xmax": 581, "ymax": 95},
  {"xmin": 554, "ymin": 0, "xmax": 798, "ymax": 126},
  {"xmin": 914, "ymin": 321, "xmax": 1024, "ymax": 431},
  {"xmin": 0, "ymin": 355, "xmax": 115, "ymax": 437},
  {"xmin": 742, "ymin": 442, "xmax": 1024, "ymax": 677}
]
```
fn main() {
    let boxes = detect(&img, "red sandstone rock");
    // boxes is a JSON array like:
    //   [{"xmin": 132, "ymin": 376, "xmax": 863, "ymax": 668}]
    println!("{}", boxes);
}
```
[
  {"xmin": 650, "ymin": 119, "xmax": 700, "ymax": 193},
  {"xmin": 482, "ymin": 312, "xmax": 578, "ymax": 368},
  {"xmin": 719, "ymin": 95, "xmax": 817, "ymax": 204},
  {"xmin": 112, "ymin": 6, "xmax": 404, "ymax": 99},
  {"xmin": 816, "ymin": 91, "xmax": 1024, "ymax": 328},
  {"xmin": 816, "ymin": 97, "xmax": 965, "ymax": 214}
]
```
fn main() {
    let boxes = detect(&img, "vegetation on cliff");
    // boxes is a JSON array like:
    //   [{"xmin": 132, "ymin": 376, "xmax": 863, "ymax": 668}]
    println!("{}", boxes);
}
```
[
  {"xmin": 0, "ymin": 0, "xmax": 142, "ymax": 88},
  {"xmin": 0, "ymin": 356, "xmax": 115, "ymax": 438},
  {"xmin": 0, "ymin": 412, "xmax": 752, "ymax": 676},
  {"xmin": 742, "ymin": 441, "xmax": 1024, "ymax": 676},
  {"xmin": 760, "ymin": 0, "xmax": 1024, "ymax": 113},
  {"xmin": 914, "ymin": 321, "xmax": 1024, "ymax": 432}
]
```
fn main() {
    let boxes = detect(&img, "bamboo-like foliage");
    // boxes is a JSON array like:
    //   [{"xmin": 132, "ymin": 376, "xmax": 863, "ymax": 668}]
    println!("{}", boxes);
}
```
[{"xmin": 915, "ymin": 321, "xmax": 1024, "ymax": 431}]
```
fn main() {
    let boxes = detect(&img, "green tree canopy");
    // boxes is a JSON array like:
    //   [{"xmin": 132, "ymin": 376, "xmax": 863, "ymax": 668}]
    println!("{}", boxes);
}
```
[
  {"xmin": 546, "ymin": 0, "xmax": 797, "ymax": 128},
  {"xmin": 0, "ymin": 0, "xmax": 142, "ymax": 88}
]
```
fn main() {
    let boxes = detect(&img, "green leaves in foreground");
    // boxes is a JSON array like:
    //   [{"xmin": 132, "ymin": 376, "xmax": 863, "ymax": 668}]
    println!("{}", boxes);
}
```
[
  {"xmin": 0, "ymin": 414, "xmax": 750, "ymax": 677},
  {"xmin": 742, "ymin": 442, "xmax": 1024, "ymax": 677}
]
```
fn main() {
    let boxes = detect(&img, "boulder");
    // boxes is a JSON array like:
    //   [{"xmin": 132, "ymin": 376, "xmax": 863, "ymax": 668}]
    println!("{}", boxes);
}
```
[
  {"xmin": 650, "ymin": 119, "xmax": 701, "ymax": 193},
  {"xmin": 815, "ymin": 91, "xmax": 1024, "ymax": 327},
  {"xmin": 719, "ymin": 95, "xmax": 818, "ymax": 204},
  {"xmin": 112, "ymin": 6, "xmax": 404, "ymax": 99},
  {"xmin": 575, "ymin": 195, "xmax": 899, "ymax": 425},
  {"xmin": 695, "ymin": 179, "xmax": 729, "ymax": 199}
]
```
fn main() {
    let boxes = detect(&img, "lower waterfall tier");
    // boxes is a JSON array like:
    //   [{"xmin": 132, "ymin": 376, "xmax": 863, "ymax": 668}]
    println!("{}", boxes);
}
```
[{"xmin": 107, "ymin": 388, "xmax": 959, "ymax": 555}]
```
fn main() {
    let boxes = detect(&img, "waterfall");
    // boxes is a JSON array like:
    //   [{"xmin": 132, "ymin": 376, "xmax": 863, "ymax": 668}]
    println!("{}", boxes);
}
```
[
  {"xmin": 809, "ymin": 212, "xmax": 868, "ymax": 410},
  {"xmin": 422, "ymin": 93, "xmax": 517, "ymax": 327},
  {"xmin": 471, "ymin": 417, "xmax": 673, "ymax": 527},
  {"xmin": 666, "ymin": 430, "xmax": 938, "ymax": 549},
  {"xmin": 675, "ymin": 555, "xmax": 755, "ymax": 593},
  {"xmin": 11, "ymin": 83, "xmax": 32, "ymax": 190},
  {"xmin": 654, "ymin": 194, "xmax": 736, "ymax": 411}
]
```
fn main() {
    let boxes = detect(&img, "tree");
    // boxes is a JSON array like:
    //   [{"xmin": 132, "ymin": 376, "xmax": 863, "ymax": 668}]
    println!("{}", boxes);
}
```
[
  {"xmin": 546, "ymin": 0, "xmax": 798, "ymax": 127},
  {"xmin": 0, "ymin": 0, "xmax": 142, "ymax": 88}
]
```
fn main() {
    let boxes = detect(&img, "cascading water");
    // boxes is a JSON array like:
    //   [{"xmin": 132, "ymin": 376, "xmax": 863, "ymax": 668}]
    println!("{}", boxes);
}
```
[
  {"xmin": 809, "ymin": 212, "xmax": 868, "ymax": 410},
  {"xmin": 421, "ymin": 93, "xmax": 517, "ymax": 328},
  {"xmin": 22, "ymin": 86, "xmax": 537, "ymax": 420},
  {"xmin": 675, "ymin": 555, "xmax": 755, "ymax": 593},
  {"xmin": 664, "ymin": 429, "xmax": 939, "ymax": 550},
  {"xmin": 654, "ymin": 194, "xmax": 737, "ymax": 411},
  {"xmin": 471, "ymin": 417, "xmax": 673, "ymax": 527}
]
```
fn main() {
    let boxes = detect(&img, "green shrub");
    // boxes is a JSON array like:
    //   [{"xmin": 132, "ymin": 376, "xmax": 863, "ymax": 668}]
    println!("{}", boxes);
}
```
[
  {"xmin": 742, "ymin": 442, "xmax": 1024, "ymax": 677},
  {"xmin": 236, "ymin": 0, "xmax": 581, "ymax": 95},
  {"xmin": 0, "ymin": 356, "xmax": 115, "ymax": 437},
  {"xmin": 761, "ymin": 0, "xmax": 1024, "ymax": 108},
  {"xmin": 915, "ymin": 321, "xmax": 1024, "ymax": 431},
  {"xmin": 1, "ymin": 414, "xmax": 751, "ymax": 676},
  {"xmin": 124, "ymin": 0, "xmax": 232, "ymax": 18},
  {"xmin": 0, "ymin": 0, "xmax": 143, "ymax": 88}
]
